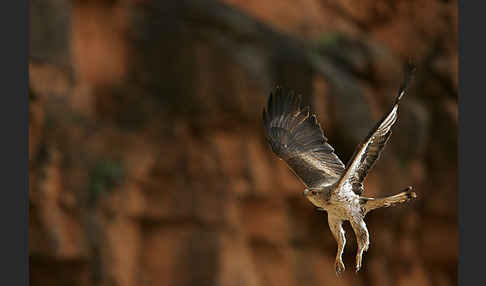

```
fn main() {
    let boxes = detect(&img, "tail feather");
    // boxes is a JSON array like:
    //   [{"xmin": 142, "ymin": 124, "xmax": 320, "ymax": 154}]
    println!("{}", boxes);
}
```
[{"xmin": 361, "ymin": 186, "xmax": 417, "ymax": 214}]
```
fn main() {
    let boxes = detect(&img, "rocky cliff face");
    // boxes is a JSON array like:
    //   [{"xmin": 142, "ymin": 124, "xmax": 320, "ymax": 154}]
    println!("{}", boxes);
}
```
[{"xmin": 29, "ymin": 0, "xmax": 457, "ymax": 285}]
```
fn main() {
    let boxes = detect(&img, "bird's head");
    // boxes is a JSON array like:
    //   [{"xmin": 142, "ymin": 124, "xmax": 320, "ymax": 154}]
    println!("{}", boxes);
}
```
[
  {"xmin": 303, "ymin": 188, "xmax": 319, "ymax": 197},
  {"xmin": 303, "ymin": 188, "xmax": 328, "ymax": 207}
]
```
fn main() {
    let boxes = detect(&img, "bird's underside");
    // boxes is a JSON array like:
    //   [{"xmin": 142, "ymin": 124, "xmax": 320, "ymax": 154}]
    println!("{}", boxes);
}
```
[{"xmin": 262, "ymin": 63, "xmax": 417, "ymax": 275}]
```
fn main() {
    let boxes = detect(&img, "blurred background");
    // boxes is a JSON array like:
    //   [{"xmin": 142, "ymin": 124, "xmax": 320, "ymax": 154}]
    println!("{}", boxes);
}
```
[{"xmin": 29, "ymin": 0, "xmax": 457, "ymax": 285}]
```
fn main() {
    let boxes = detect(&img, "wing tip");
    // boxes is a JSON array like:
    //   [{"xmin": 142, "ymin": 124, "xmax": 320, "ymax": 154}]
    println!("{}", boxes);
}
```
[
  {"xmin": 266, "ymin": 85, "xmax": 306, "ymax": 117},
  {"xmin": 396, "ymin": 59, "xmax": 416, "ymax": 102}
]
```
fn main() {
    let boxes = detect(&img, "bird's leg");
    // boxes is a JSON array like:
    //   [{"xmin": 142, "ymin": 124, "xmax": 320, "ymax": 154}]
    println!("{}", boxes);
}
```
[
  {"xmin": 361, "ymin": 186, "xmax": 417, "ymax": 214},
  {"xmin": 328, "ymin": 214, "xmax": 346, "ymax": 275},
  {"xmin": 350, "ymin": 218, "xmax": 369, "ymax": 273}
]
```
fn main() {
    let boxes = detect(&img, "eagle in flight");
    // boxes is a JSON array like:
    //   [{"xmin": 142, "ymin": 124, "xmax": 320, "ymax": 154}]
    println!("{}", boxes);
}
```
[{"xmin": 262, "ymin": 64, "xmax": 417, "ymax": 274}]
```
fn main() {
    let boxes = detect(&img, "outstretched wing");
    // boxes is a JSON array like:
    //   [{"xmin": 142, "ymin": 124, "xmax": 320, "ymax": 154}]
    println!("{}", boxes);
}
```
[
  {"xmin": 262, "ymin": 87, "xmax": 345, "ymax": 189},
  {"xmin": 336, "ymin": 63, "xmax": 416, "ymax": 195}
]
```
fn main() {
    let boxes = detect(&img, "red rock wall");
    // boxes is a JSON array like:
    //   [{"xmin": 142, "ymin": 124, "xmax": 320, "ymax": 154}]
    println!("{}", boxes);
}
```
[{"xmin": 29, "ymin": 0, "xmax": 457, "ymax": 285}]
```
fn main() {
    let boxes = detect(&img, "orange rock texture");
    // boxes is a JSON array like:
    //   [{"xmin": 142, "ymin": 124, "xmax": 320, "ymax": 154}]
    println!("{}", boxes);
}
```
[{"xmin": 30, "ymin": 0, "xmax": 457, "ymax": 285}]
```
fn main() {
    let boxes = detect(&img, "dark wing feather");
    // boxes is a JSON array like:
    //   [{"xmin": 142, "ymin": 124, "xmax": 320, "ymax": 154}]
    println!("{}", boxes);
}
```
[
  {"xmin": 336, "ymin": 63, "xmax": 416, "ymax": 195},
  {"xmin": 262, "ymin": 87, "xmax": 345, "ymax": 189}
]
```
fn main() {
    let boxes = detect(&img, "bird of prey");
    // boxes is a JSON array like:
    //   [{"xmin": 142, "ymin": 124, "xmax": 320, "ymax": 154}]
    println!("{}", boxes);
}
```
[{"xmin": 262, "ymin": 65, "xmax": 417, "ymax": 274}]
